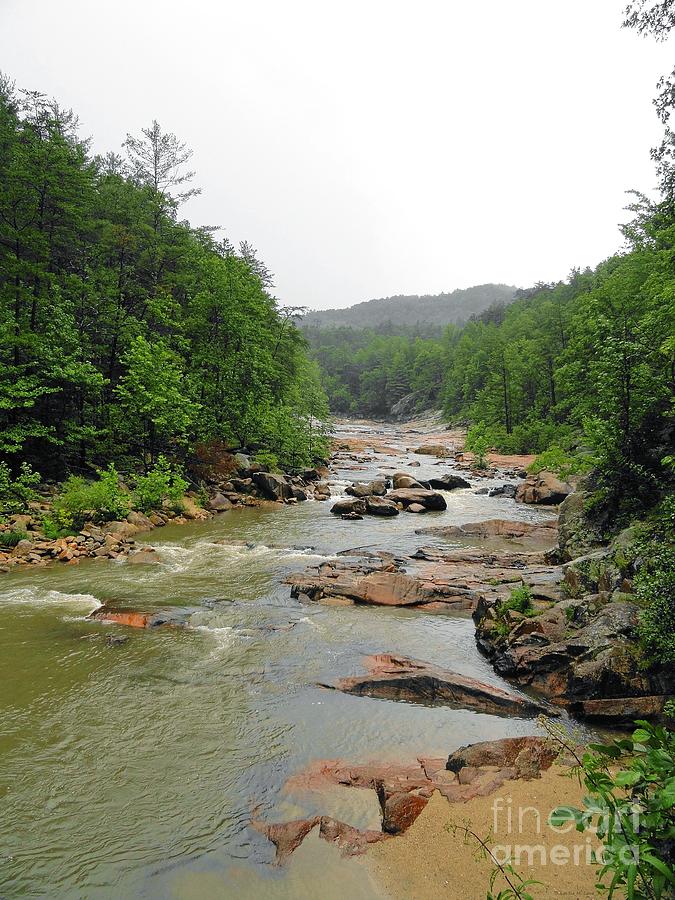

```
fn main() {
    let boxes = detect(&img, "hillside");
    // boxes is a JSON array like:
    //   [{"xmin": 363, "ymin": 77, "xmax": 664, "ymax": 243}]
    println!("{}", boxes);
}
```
[{"xmin": 301, "ymin": 283, "xmax": 517, "ymax": 330}]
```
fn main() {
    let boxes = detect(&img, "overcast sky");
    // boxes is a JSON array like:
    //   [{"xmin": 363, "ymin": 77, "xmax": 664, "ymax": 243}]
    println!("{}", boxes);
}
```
[{"xmin": 1, "ymin": 0, "xmax": 671, "ymax": 309}]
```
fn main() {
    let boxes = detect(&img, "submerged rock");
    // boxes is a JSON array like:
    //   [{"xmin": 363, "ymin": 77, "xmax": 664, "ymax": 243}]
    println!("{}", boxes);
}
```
[{"xmin": 88, "ymin": 606, "xmax": 189, "ymax": 629}]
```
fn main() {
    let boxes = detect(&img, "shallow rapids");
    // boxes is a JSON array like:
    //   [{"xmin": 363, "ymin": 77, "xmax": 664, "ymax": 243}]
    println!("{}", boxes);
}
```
[{"xmin": 0, "ymin": 422, "xmax": 580, "ymax": 898}]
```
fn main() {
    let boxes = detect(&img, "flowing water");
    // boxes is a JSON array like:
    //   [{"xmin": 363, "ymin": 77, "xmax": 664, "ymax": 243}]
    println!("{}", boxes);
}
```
[{"xmin": 0, "ymin": 423, "xmax": 584, "ymax": 898}]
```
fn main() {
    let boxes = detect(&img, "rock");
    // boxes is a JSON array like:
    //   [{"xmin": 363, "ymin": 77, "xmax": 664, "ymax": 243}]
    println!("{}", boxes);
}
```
[
  {"xmin": 252, "ymin": 472, "xmax": 293, "ymax": 502},
  {"xmin": 331, "ymin": 498, "xmax": 367, "ymax": 516},
  {"xmin": 105, "ymin": 634, "xmax": 129, "ymax": 647},
  {"xmin": 382, "ymin": 792, "xmax": 429, "ymax": 835},
  {"xmin": 386, "ymin": 488, "xmax": 447, "ymax": 511},
  {"xmin": 406, "ymin": 503, "xmax": 427, "ymax": 514},
  {"xmin": 126, "ymin": 548, "xmax": 160, "ymax": 565},
  {"xmin": 417, "ymin": 518, "xmax": 557, "ymax": 544},
  {"xmin": 88, "ymin": 606, "xmax": 188, "ymax": 629},
  {"xmin": 414, "ymin": 444, "xmax": 450, "ymax": 457},
  {"xmin": 207, "ymin": 492, "xmax": 233, "ymax": 512},
  {"xmin": 253, "ymin": 817, "xmax": 320, "ymax": 864},
  {"xmin": 313, "ymin": 481, "xmax": 331, "ymax": 500},
  {"xmin": 341, "ymin": 512, "xmax": 363, "ymax": 520},
  {"xmin": 346, "ymin": 479, "xmax": 387, "ymax": 498},
  {"xmin": 408, "ymin": 460, "xmax": 421, "ymax": 467},
  {"xmin": 9, "ymin": 514, "xmax": 33, "ymax": 531},
  {"xmin": 288, "ymin": 558, "xmax": 476, "ymax": 610},
  {"xmin": 447, "ymin": 737, "xmax": 556, "ymax": 776},
  {"xmin": 557, "ymin": 491, "xmax": 604, "ymax": 560},
  {"xmin": 328, "ymin": 653, "xmax": 553, "ymax": 717},
  {"xmin": 427, "ymin": 474, "xmax": 471, "ymax": 490},
  {"xmin": 233, "ymin": 452, "xmax": 251, "ymax": 472},
  {"xmin": 488, "ymin": 484, "xmax": 517, "ymax": 499},
  {"xmin": 230, "ymin": 477, "xmax": 253, "ymax": 494},
  {"xmin": 392, "ymin": 472, "xmax": 425, "ymax": 489},
  {"xmin": 570, "ymin": 695, "xmax": 671, "ymax": 723},
  {"xmin": 365, "ymin": 496, "xmax": 399, "ymax": 516},
  {"xmin": 515, "ymin": 472, "xmax": 572, "ymax": 505},
  {"xmin": 126, "ymin": 510, "xmax": 155, "ymax": 530}
]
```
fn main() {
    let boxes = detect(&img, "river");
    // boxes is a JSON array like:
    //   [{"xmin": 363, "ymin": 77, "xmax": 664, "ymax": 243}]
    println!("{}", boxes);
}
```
[{"xmin": 0, "ymin": 422, "xmax": 585, "ymax": 898}]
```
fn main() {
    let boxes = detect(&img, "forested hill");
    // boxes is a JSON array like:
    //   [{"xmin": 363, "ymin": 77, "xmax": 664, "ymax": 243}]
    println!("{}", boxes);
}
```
[
  {"xmin": 0, "ymin": 77, "xmax": 330, "ymax": 479},
  {"xmin": 301, "ymin": 283, "xmax": 516, "ymax": 331}
]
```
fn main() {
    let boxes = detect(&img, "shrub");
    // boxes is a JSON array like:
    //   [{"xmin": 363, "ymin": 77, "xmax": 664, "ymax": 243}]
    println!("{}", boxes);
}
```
[
  {"xmin": 635, "ymin": 496, "xmax": 675, "ymax": 665},
  {"xmin": 527, "ymin": 445, "xmax": 593, "ymax": 481},
  {"xmin": 465, "ymin": 423, "xmax": 492, "ymax": 469},
  {"xmin": 0, "ymin": 529, "xmax": 27, "ymax": 548},
  {"xmin": 549, "ymin": 720, "xmax": 675, "ymax": 900},
  {"xmin": 0, "ymin": 461, "xmax": 41, "ymax": 518},
  {"xmin": 134, "ymin": 456, "xmax": 188, "ymax": 513},
  {"xmin": 501, "ymin": 584, "xmax": 534, "ymax": 615},
  {"xmin": 53, "ymin": 464, "xmax": 130, "ymax": 529},
  {"xmin": 252, "ymin": 449, "xmax": 279, "ymax": 471},
  {"xmin": 40, "ymin": 516, "xmax": 77, "ymax": 540}
]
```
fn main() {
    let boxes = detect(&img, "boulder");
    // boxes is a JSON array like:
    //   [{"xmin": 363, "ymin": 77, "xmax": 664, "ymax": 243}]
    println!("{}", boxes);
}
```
[
  {"xmin": 392, "ymin": 472, "xmax": 425, "ymax": 489},
  {"xmin": 346, "ymin": 479, "xmax": 387, "ymax": 498},
  {"xmin": 252, "ymin": 472, "xmax": 293, "ymax": 502},
  {"xmin": 328, "ymin": 653, "xmax": 552, "ymax": 717},
  {"xmin": 488, "ymin": 484, "xmax": 517, "ymax": 498},
  {"xmin": 447, "ymin": 737, "xmax": 556, "ymax": 776},
  {"xmin": 515, "ymin": 471, "xmax": 572, "ymax": 505},
  {"xmin": 331, "ymin": 498, "xmax": 367, "ymax": 516},
  {"xmin": 313, "ymin": 481, "xmax": 331, "ymax": 500},
  {"xmin": 233, "ymin": 452, "xmax": 251, "ymax": 472},
  {"xmin": 207, "ymin": 492, "xmax": 233, "ymax": 512},
  {"xmin": 427, "ymin": 474, "xmax": 471, "ymax": 490},
  {"xmin": 382, "ymin": 792, "xmax": 429, "ymax": 835},
  {"xmin": 406, "ymin": 503, "xmax": 427, "ymax": 514},
  {"xmin": 386, "ymin": 488, "xmax": 447, "ymax": 511},
  {"xmin": 557, "ymin": 491, "xmax": 604, "ymax": 560},
  {"xmin": 414, "ymin": 444, "xmax": 450, "ymax": 457},
  {"xmin": 365, "ymin": 496, "xmax": 399, "ymax": 516},
  {"xmin": 126, "ymin": 548, "xmax": 160, "ymax": 565}
]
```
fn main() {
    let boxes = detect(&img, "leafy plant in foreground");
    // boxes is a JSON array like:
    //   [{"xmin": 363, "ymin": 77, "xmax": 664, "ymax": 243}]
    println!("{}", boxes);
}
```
[{"xmin": 547, "ymin": 720, "xmax": 675, "ymax": 900}]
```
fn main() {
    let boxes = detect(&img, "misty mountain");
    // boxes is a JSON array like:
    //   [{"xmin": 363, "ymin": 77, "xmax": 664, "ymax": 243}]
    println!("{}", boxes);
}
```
[{"xmin": 300, "ymin": 284, "xmax": 517, "ymax": 331}]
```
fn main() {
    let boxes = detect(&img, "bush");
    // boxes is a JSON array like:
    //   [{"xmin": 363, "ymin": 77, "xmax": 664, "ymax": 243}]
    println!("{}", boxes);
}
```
[
  {"xmin": 134, "ymin": 456, "xmax": 188, "ymax": 513},
  {"xmin": 465, "ymin": 422, "xmax": 492, "ymax": 468},
  {"xmin": 549, "ymin": 721, "xmax": 675, "ymax": 899},
  {"xmin": 0, "ymin": 461, "xmax": 41, "ymax": 518},
  {"xmin": 500, "ymin": 584, "xmax": 534, "ymax": 615},
  {"xmin": 635, "ymin": 496, "xmax": 675, "ymax": 665},
  {"xmin": 40, "ymin": 516, "xmax": 77, "ymax": 540},
  {"xmin": 527, "ymin": 445, "xmax": 593, "ymax": 481},
  {"xmin": 0, "ymin": 529, "xmax": 27, "ymax": 548},
  {"xmin": 53, "ymin": 464, "xmax": 130, "ymax": 529}
]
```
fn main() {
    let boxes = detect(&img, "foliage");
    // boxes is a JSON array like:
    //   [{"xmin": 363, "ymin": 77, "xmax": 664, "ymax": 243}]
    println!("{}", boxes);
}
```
[
  {"xmin": 501, "ymin": 584, "xmax": 534, "ymax": 615},
  {"xmin": 0, "ymin": 528, "xmax": 27, "ymax": 548},
  {"xmin": 133, "ymin": 455, "xmax": 188, "ymax": 513},
  {"xmin": 252, "ymin": 450, "xmax": 279, "ymax": 471},
  {"xmin": 465, "ymin": 422, "xmax": 492, "ymax": 469},
  {"xmin": 527, "ymin": 445, "xmax": 593, "ymax": 481},
  {"xmin": 0, "ymin": 79, "xmax": 329, "ymax": 477},
  {"xmin": 634, "ymin": 496, "xmax": 675, "ymax": 664},
  {"xmin": 52, "ymin": 465, "xmax": 130, "ymax": 529},
  {"xmin": 0, "ymin": 461, "xmax": 41, "ymax": 518},
  {"xmin": 549, "ymin": 721, "xmax": 675, "ymax": 900},
  {"xmin": 39, "ymin": 516, "xmax": 76, "ymax": 540}
]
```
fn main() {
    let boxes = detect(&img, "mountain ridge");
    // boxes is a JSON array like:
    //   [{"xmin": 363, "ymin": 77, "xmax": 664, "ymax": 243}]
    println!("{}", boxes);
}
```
[{"xmin": 301, "ymin": 283, "xmax": 518, "ymax": 330}]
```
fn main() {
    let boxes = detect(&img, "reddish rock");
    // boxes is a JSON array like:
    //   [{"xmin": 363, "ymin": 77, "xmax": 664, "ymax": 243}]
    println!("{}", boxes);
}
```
[
  {"xmin": 381, "ymin": 791, "xmax": 429, "ymax": 834},
  {"xmin": 88, "ymin": 606, "xmax": 187, "ymax": 629},
  {"xmin": 515, "ymin": 472, "xmax": 572, "ymax": 505},
  {"xmin": 252, "ymin": 816, "xmax": 319, "ymax": 863}
]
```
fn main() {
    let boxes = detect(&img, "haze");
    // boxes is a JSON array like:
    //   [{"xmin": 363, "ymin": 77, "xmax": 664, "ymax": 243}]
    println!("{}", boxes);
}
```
[{"xmin": 1, "ymin": 0, "xmax": 671, "ymax": 309}]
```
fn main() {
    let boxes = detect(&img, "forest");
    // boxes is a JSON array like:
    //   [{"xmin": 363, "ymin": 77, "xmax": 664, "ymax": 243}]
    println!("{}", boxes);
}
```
[{"xmin": 0, "ymin": 76, "xmax": 329, "ymax": 480}]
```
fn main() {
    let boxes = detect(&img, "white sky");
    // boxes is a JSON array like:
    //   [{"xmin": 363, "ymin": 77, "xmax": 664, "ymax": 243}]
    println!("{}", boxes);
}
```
[{"xmin": 1, "ymin": 0, "xmax": 671, "ymax": 309}]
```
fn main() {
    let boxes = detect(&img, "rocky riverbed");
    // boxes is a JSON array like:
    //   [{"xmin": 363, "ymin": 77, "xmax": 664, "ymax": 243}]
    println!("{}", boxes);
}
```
[{"xmin": 1, "ymin": 417, "xmax": 667, "ymax": 899}]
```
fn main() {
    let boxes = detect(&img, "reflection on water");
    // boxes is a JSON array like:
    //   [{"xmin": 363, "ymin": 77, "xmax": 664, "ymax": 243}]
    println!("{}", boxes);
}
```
[{"xmin": 0, "ymin": 424, "xmax": 568, "ymax": 898}]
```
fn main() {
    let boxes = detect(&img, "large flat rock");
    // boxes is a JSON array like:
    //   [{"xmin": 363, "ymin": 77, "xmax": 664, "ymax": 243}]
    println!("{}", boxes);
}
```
[{"xmin": 326, "ymin": 653, "xmax": 553, "ymax": 717}]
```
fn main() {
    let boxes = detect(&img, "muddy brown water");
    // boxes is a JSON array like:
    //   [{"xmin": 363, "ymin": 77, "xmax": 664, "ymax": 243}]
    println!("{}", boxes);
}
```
[{"xmin": 0, "ymin": 423, "xmax": 590, "ymax": 898}]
